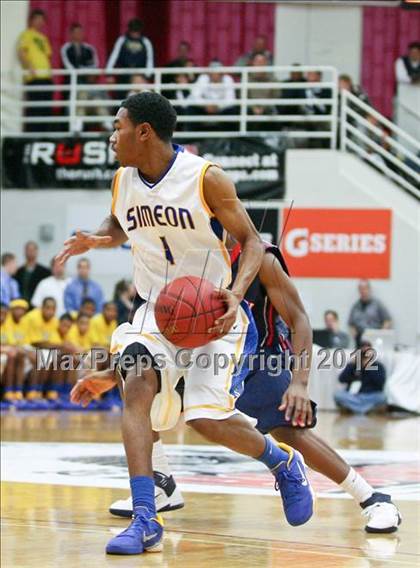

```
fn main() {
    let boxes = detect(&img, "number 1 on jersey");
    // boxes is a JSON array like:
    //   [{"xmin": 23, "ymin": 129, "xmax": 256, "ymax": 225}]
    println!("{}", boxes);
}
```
[{"xmin": 159, "ymin": 236, "xmax": 175, "ymax": 265}]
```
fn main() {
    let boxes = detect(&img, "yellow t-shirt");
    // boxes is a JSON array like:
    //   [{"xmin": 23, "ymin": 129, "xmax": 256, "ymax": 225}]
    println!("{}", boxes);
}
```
[
  {"xmin": 18, "ymin": 28, "xmax": 52, "ymax": 81},
  {"xmin": 67, "ymin": 326, "xmax": 93, "ymax": 352},
  {"xmin": 90, "ymin": 314, "xmax": 117, "ymax": 349},
  {"xmin": 21, "ymin": 309, "xmax": 60, "ymax": 345},
  {"xmin": 0, "ymin": 324, "xmax": 12, "ymax": 345},
  {"xmin": 3, "ymin": 315, "xmax": 28, "ymax": 346}
]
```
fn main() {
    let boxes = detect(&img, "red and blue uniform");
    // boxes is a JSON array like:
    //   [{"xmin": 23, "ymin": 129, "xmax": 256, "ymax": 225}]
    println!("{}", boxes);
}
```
[{"xmin": 233, "ymin": 242, "xmax": 317, "ymax": 433}]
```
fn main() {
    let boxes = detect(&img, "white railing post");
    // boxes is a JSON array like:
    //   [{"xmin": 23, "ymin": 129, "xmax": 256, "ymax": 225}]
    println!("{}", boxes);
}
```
[
  {"xmin": 330, "ymin": 68, "xmax": 338, "ymax": 150},
  {"xmin": 68, "ymin": 70, "xmax": 78, "ymax": 132},
  {"xmin": 154, "ymin": 68, "xmax": 161, "ymax": 95},
  {"xmin": 240, "ymin": 69, "xmax": 248, "ymax": 135},
  {"xmin": 340, "ymin": 89, "xmax": 347, "ymax": 152}
]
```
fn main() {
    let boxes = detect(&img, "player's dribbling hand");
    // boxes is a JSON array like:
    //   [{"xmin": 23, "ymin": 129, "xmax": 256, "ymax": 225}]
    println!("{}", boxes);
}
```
[
  {"xmin": 279, "ymin": 382, "xmax": 313, "ymax": 427},
  {"xmin": 209, "ymin": 288, "xmax": 241, "ymax": 338},
  {"xmin": 56, "ymin": 230, "xmax": 112, "ymax": 264},
  {"xmin": 70, "ymin": 372, "xmax": 116, "ymax": 407}
]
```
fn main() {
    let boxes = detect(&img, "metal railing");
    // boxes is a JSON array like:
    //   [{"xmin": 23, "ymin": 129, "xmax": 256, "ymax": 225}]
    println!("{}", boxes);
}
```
[
  {"xmin": 340, "ymin": 90, "xmax": 420, "ymax": 199},
  {"xmin": 1, "ymin": 65, "xmax": 338, "ymax": 147}
]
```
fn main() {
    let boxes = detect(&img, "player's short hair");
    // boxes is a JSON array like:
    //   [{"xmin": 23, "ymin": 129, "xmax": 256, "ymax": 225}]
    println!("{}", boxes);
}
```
[
  {"xmin": 1, "ymin": 253, "xmax": 15, "ymax": 266},
  {"xmin": 42, "ymin": 297, "xmax": 56, "ymax": 307},
  {"xmin": 324, "ymin": 309, "xmax": 339, "ymax": 320},
  {"xmin": 60, "ymin": 312, "xmax": 74, "ymax": 323},
  {"xmin": 121, "ymin": 92, "xmax": 177, "ymax": 142}
]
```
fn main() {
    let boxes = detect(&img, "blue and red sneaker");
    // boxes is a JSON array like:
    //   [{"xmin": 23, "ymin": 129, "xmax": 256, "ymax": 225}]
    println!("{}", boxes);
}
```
[
  {"xmin": 106, "ymin": 506, "xmax": 163, "ymax": 555},
  {"xmin": 274, "ymin": 443, "xmax": 314, "ymax": 526}
]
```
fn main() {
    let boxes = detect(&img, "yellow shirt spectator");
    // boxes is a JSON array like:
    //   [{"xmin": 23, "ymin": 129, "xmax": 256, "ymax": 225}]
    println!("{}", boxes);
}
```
[
  {"xmin": 22, "ymin": 308, "xmax": 59, "ymax": 345},
  {"xmin": 90, "ymin": 311, "xmax": 117, "ymax": 349},
  {"xmin": 4, "ymin": 315, "xmax": 28, "ymax": 346},
  {"xmin": 68, "ymin": 325, "xmax": 93, "ymax": 352},
  {"xmin": 18, "ymin": 28, "xmax": 52, "ymax": 82}
]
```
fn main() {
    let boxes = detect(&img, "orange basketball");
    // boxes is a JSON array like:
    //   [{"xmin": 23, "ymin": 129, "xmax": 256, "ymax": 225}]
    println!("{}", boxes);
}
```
[{"xmin": 154, "ymin": 276, "xmax": 227, "ymax": 348}]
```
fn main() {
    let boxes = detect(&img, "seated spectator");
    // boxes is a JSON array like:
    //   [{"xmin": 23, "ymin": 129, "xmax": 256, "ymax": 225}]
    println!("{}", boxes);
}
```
[
  {"xmin": 348, "ymin": 280, "xmax": 392, "ymax": 346},
  {"xmin": 0, "ymin": 253, "xmax": 20, "ymax": 305},
  {"xmin": 190, "ymin": 60, "xmax": 237, "ymax": 129},
  {"xmin": 32, "ymin": 257, "xmax": 70, "ymax": 317},
  {"xmin": 68, "ymin": 313, "xmax": 93, "ymax": 353},
  {"xmin": 1, "ymin": 303, "xmax": 10, "ymax": 379},
  {"xmin": 15, "ymin": 241, "xmax": 51, "ymax": 304},
  {"xmin": 57, "ymin": 313, "xmax": 74, "ymax": 345},
  {"xmin": 64, "ymin": 258, "xmax": 104, "ymax": 314},
  {"xmin": 395, "ymin": 42, "xmax": 420, "ymax": 86},
  {"xmin": 17, "ymin": 9, "xmax": 53, "ymax": 132},
  {"xmin": 90, "ymin": 302, "xmax": 118, "ymax": 350},
  {"xmin": 281, "ymin": 64, "xmax": 306, "ymax": 117},
  {"xmin": 0, "ymin": 300, "xmax": 29, "ymax": 405},
  {"xmin": 235, "ymin": 35, "xmax": 273, "ymax": 66},
  {"xmin": 78, "ymin": 297, "xmax": 97, "ymax": 319},
  {"xmin": 73, "ymin": 73, "xmax": 114, "ymax": 132},
  {"xmin": 247, "ymin": 53, "xmax": 280, "ymax": 130},
  {"xmin": 106, "ymin": 18, "xmax": 154, "ymax": 94},
  {"xmin": 113, "ymin": 280, "xmax": 136, "ymax": 324},
  {"xmin": 127, "ymin": 74, "xmax": 151, "ymax": 96},
  {"xmin": 338, "ymin": 74, "xmax": 370, "ymax": 105},
  {"xmin": 166, "ymin": 41, "xmax": 191, "ymax": 68},
  {"xmin": 334, "ymin": 340, "xmax": 387, "ymax": 414},
  {"xmin": 304, "ymin": 71, "xmax": 330, "ymax": 116},
  {"xmin": 61, "ymin": 23, "xmax": 98, "ymax": 77},
  {"xmin": 323, "ymin": 310, "xmax": 350, "ymax": 349}
]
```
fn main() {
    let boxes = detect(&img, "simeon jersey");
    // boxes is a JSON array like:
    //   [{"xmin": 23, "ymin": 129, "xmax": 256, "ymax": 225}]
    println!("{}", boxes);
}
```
[{"xmin": 112, "ymin": 145, "xmax": 231, "ymax": 302}]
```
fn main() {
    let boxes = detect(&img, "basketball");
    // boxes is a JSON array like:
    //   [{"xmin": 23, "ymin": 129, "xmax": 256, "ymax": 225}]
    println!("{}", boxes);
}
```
[{"xmin": 154, "ymin": 276, "xmax": 227, "ymax": 348}]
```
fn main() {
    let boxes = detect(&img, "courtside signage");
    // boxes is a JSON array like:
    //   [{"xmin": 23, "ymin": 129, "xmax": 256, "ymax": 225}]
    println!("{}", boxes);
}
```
[{"xmin": 281, "ymin": 208, "xmax": 392, "ymax": 278}]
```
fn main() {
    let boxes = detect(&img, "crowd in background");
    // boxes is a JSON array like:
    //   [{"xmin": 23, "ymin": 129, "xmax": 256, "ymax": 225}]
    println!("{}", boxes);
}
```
[{"xmin": 1, "ymin": 239, "xmax": 393, "ymax": 414}]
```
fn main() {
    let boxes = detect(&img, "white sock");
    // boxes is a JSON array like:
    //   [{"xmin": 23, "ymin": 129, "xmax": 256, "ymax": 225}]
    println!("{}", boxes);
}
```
[
  {"xmin": 152, "ymin": 439, "xmax": 172, "ymax": 477},
  {"xmin": 340, "ymin": 467, "xmax": 374, "ymax": 504}
]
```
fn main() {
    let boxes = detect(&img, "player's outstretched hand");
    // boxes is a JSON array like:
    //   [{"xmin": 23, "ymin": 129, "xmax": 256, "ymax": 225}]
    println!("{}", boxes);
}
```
[
  {"xmin": 279, "ymin": 381, "xmax": 313, "ymax": 427},
  {"xmin": 70, "ymin": 370, "xmax": 117, "ymax": 407},
  {"xmin": 209, "ymin": 288, "xmax": 241, "ymax": 338},
  {"xmin": 56, "ymin": 230, "xmax": 112, "ymax": 264}
]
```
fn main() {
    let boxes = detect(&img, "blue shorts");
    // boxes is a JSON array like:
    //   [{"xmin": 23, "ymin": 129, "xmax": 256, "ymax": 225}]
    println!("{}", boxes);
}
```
[{"xmin": 236, "ymin": 351, "xmax": 317, "ymax": 435}]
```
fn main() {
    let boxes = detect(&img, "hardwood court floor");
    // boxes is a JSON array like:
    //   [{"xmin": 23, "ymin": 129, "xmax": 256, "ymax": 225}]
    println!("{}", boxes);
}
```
[{"xmin": 1, "ymin": 410, "xmax": 419, "ymax": 568}]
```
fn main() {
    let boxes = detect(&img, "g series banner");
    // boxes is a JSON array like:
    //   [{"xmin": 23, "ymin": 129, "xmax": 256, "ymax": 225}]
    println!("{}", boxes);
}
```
[
  {"xmin": 281, "ymin": 208, "xmax": 392, "ymax": 279},
  {"xmin": 1, "ymin": 137, "xmax": 285, "ymax": 199}
]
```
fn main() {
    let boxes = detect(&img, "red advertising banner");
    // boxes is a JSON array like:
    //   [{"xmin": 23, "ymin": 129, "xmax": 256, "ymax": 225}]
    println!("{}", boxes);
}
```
[{"xmin": 281, "ymin": 208, "xmax": 392, "ymax": 278}]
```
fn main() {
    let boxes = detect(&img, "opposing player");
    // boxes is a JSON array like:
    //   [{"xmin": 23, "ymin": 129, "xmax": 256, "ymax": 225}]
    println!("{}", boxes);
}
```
[
  {"xmin": 58, "ymin": 92, "xmax": 314, "ymax": 555},
  {"xmin": 72, "ymin": 240, "xmax": 401, "ymax": 534}
]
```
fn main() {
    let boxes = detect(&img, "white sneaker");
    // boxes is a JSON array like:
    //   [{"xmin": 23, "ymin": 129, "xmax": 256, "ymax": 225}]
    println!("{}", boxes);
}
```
[
  {"xmin": 109, "ymin": 472, "xmax": 184, "ymax": 518},
  {"xmin": 361, "ymin": 493, "xmax": 401, "ymax": 533}
]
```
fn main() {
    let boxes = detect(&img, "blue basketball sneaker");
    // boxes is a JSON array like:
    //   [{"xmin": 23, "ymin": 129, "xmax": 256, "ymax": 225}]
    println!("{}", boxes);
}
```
[
  {"xmin": 106, "ymin": 506, "xmax": 164, "ymax": 555},
  {"xmin": 274, "ymin": 443, "xmax": 314, "ymax": 526}
]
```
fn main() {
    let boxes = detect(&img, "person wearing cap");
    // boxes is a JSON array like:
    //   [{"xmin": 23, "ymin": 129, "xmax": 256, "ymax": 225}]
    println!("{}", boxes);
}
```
[
  {"xmin": 106, "ymin": 18, "xmax": 154, "ymax": 95},
  {"xmin": 334, "ymin": 341, "xmax": 387, "ymax": 414},
  {"xmin": 190, "ymin": 59, "xmax": 236, "ymax": 115},
  {"xmin": 1, "ymin": 299, "xmax": 29, "ymax": 405}
]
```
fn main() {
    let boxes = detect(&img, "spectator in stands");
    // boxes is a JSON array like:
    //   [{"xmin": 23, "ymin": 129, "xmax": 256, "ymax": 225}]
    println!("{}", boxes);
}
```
[
  {"xmin": 32, "ymin": 258, "xmax": 70, "ymax": 317},
  {"xmin": 247, "ymin": 53, "xmax": 280, "ymax": 129},
  {"xmin": 79, "ymin": 297, "xmax": 97, "ymax": 318},
  {"xmin": 395, "ymin": 42, "xmax": 420, "ymax": 85},
  {"xmin": 90, "ymin": 302, "xmax": 118, "ymax": 350},
  {"xmin": 190, "ymin": 60, "xmax": 237, "ymax": 129},
  {"xmin": 323, "ymin": 310, "xmax": 350, "ymax": 349},
  {"xmin": 106, "ymin": 18, "xmax": 154, "ymax": 93},
  {"xmin": 17, "ymin": 9, "xmax": 53, "ymax": 132},
  {"xmin": 166, "ymin": 41, "xmax": 191, "ymax": 68},
  {"xmin": 281, "ymin": 64, "xmax": 306, "ymax": 117},
  {"xmin": 68, "ymin": 313, "xmax": 93, "ymax": 354},
  {"xmin": 61, "ymin": 23, "xmax": 98, "ymax": 76},
  {"xmin": 0, "ymin": 253, "xmax": 20, "ymax": 305},
  {"xmin": 334, "ymin": 340, "xmax": 387, "ymax": 414},
  {"xmin": 127, "ymin": 74, "xmax": 151, "ymax": 96},
  {"xmin": 235, "ymin": 35, "xmax": 273, "ymax": 66},
  {"xmin": 15, "ymin": 241, "xmax": 51, "ymax": 305},
  {"xmin": 338, "ymin": 74, "xmax": 370, "ymax": 105},
  {"xmin": 304, "ymin": 71, "xmax": 330, "ymax": 115},
  {"xmin": 348, "ymin": 280, "xmax": 392, "ymax": 346},
  {"xmin": 64, "ymin": 258, "xmax": 104, "ymax": 314},
  {"xmin": 113, "ymin": 280, "xmax": 136, "ymax": 324}
]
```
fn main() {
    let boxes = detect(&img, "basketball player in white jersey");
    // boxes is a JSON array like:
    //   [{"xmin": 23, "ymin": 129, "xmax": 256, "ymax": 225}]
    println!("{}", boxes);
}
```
[{"xmin": 57, "ymin": 92, "xmax": 314, "ymax": 555}]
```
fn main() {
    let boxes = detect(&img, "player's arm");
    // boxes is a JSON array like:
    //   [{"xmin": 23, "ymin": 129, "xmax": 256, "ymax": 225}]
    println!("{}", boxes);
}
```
[
  {"xmin": 203, "ymin": 166, "xmax": 264, "ymax": 335},
  {"xmin": 259, "ymin": 252, "xmax": 313, "ymax": 427},
  {"xmin": 56, "ymin": 172, "xmax": 128, "ymax": 264}
]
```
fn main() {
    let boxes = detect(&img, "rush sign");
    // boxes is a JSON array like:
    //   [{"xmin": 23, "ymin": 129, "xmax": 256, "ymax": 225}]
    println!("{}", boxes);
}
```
[{"xmin": 280, "ymin": 208, "xmax": 392, "ymax": 278}]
